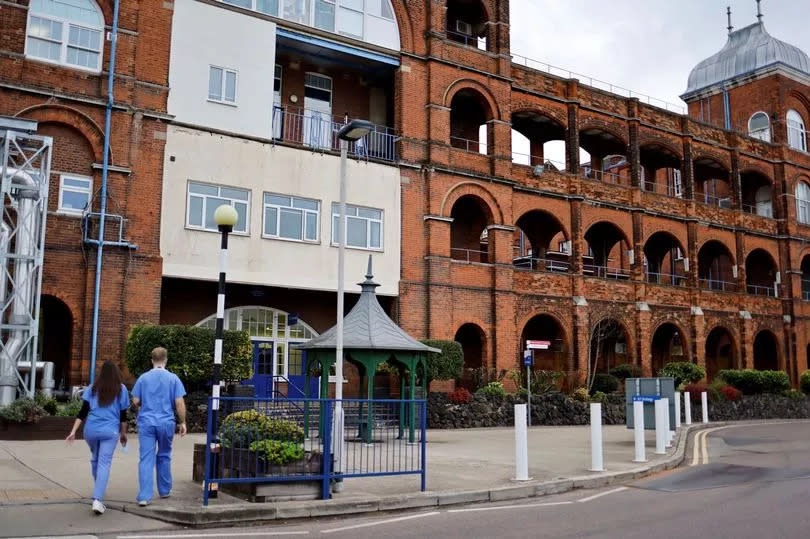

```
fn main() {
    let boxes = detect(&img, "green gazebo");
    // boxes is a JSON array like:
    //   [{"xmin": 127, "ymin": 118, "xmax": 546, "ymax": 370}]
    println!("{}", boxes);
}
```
[{"xmin": 296, "ymin": 257, "xmax": 438, "ymax": 443}]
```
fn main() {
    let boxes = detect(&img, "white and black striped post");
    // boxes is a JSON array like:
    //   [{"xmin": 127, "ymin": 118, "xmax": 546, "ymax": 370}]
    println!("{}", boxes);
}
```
[{"xmin": 208, "ymin": 204, "xmax": 238, "ymax": 499}]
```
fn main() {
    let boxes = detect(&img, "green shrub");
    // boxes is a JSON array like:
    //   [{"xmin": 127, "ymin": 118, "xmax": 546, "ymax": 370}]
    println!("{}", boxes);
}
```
[
  {"xmin": 609, "ymin": 363, "xmax": 642, "ymax": 380},
  {"xmin": 0, "ymin": 398, "xmax": 46, "ymax": 424},
  {"xmin": 717, "ymin": 369, "xmax": 790, "ymax": 395},
  {"xmin": 590, "ymin": 391, "xmax": 607, "ymax": 403},
  {"xmin": 219, "ymin": 410, "xmax": 304, "ymax": 448},
  {"xmin": 571, "ymin": 387, "xmax": 590, "ymax": 403},
  {"xmin": 56, "ymin": 399, "xmax": 83, "ymax": 417},
  {"xmin": 658, "ymin": 362, "xmax": 705, "ymax": 387},
  {"xmin": 420, "ymin": 340, "xmax": 464, "ymax": 383},
  {"xmin": 800, "ymin": 370, "xmax": 810, "ymax": 395},
  {"xmin": 475, "ymin": 381, "xmax": 506, "ymax": 398},
  {"xmin": 590, "ymin": 373, "xmax": 619, "ymax": 394},
  {"xmin": 248, "ymin": 439, "xmax": 305, "ymax": 465},
  {"xmin": 126, "ymin": 324, "xmax": 252, "ymax": 391},
  {"xmin": 34, "ymin": 392, "xmax": 58, "ymax": 416},
  {"xmin": 784, "ymin": 389, "xmax": 805, "ymax": 401}
]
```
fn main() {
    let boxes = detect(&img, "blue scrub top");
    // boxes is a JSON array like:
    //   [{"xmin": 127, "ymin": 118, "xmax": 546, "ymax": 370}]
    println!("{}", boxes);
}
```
[
  {"xmin": 132, "ymin": 368, "xmax": 186, "ymax": 427},
  {"xmin": 83, "ymin": 384, "xmax": 129, "ymax": 439}
]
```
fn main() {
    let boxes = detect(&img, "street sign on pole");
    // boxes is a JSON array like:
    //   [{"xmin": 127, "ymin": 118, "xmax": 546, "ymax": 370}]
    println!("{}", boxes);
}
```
[
  {"xmin": 524, "ymin": 349, "xmax": 532, "ymax": 427},
  {"xmin": 526, "ymin": 340, "xmax": 550, "ymax": 350}
]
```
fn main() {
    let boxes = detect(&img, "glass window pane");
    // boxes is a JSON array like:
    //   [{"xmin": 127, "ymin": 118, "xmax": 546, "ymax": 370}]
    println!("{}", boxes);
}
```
[
  {"xmin": 370, "ymin": 221, "xmax": 381, "ymax": 248},
  {"xmin": 288, "ymin": 349, "xmax": 303, "ymax": 376},
  {"xmin": 338, "ymin": 6, "xmax": 363, "ymax": 37},
  {"xmin": 381, "ymin": 0, "xmax": 394, "ymax": 19},
  {"xmin": 209, "ymin": 67, "xmax": 223, "ymax": 100},
  {"xmin": 314, "ymin": 0, "xmax": 335, "ymax": 31},
  {"xmin": 275, "ymin": 343, "xmax": 286, "ymax": 375},
  {"xmin": 341, "ymin": 0, "xmax": 363, "ymax": 10},
  {"xmin": 28, "ymin": 37, "xmax": 60, "ymax": 61},
  {"xmin": 188, "ymin": 196, "xmax": 203, "ymax": 226},
  {"xmin": 228, "ymin": 309, "xmax": 238, "ymax": 329},
  {"xmin": 205, "ymin": 197, "xmax": 228, "ymax": 229},
  {"xmin": 279, "ymin": 208, "xmax": 303, "ymax": 239},
  {"xmin": 305, "ymin": 212, "xmax": 318, "ymax": 241},
  {"xmin": 234, "ymin": 202, "xmax": 248, "ymax": 232},
  {"xmin": 357, "ymin": 207, "xmax": 381, "ymax": 219},
  {"xmin": 223, "ymin": 0, "xmax": 252, "ymax": 7},
  {"xmin": 332, "ymin": 215, "xmax": 339, "ymax": 244},
  {"xmin": 220, "ymin": 187, "xmax": 248, "ymax": 201},
  {"xmin": 225, "ymin": 71, "xmax": 237, "ymax": 102},
  {"xmin": 265, "ymin": 206, "xmax": 278, "ymax": 236},
  {"xmin": 257, "ymin": 0, "xmax": 279, "ymax": 14},
  {"xmin": 293, "ymin": 197, "xmax": 318, "ymax": 210},
  {"xmin": 346, "ymin": 216, "xmax": 366, "ymax": 247},
  {"xmin": 64, "ymin": 177, "xmax": 90, "ymax": 189},
  {"xmin": 277, "ymin": 314, "xmax": 287, "ymax": 338},
  {"xmin": 266, "ymin": 194, "xmax": 292, "ymax": 207},
  {"xmin": 61, "ymin": 190, "xmax": 89, "ymax": 211},
  {"xmin": 189, "ymin": 182, "xmax": 218, "ymax": 196},
  {"xmin": 283, "ymin": 0, "xmax": 310, "ymax": 24}
]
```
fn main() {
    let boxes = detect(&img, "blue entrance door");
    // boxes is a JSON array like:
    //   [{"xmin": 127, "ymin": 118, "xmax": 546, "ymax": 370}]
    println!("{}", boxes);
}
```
[
  {"xmin": 252, "ymin": 341, "xmax": 274, "ymax": 398},
  {"xmin": 286, "ymin": 350, "xmax": 319, "ymax": 398}
]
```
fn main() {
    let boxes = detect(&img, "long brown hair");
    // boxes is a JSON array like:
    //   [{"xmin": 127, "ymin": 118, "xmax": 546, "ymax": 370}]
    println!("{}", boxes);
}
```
[{"xmin": 92, "ymin": 361, "xmax": 123, "ymax": 407}]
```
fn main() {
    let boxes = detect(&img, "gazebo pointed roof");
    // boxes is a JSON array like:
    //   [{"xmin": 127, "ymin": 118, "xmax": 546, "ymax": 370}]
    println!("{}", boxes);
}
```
[{"xmin": 297, "ymin": 257, "xmax": 440, "ymax": 354}]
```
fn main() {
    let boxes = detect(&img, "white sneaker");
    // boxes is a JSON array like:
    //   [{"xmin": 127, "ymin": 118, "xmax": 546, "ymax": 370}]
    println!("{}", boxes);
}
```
[
  {"xmin": 138, "ymin": 500, "xmax": 149, "ymax": 507},
  {"xmin": 160, "ymin": 491, "xmax": 171, "ymax": 499},
  {"xmin": 92, "ymin": 499, "xmax": 106, "ymax": 515}
]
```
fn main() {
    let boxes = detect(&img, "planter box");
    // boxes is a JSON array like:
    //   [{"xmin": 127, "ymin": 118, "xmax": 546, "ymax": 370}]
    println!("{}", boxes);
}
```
[{"xmin": 0, "ymin": 416, "xmax": 83, "ymax": 441}]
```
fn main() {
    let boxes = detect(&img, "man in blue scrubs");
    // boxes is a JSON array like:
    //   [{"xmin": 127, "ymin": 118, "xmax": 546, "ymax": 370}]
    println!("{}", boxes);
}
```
[{"xmin": 131, "ymin": 347, "xmax": 187, "ymax": 506}]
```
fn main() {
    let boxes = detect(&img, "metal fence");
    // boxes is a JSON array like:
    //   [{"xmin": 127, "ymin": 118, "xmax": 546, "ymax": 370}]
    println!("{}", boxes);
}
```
[
  {"xmin": 699, "ymin": 278, "xmax": 738, "ymax": 292},
  {"xmin": 584, "ymin": 264, "xmax": 632, "ymax": 280},
  {"xmin": 513, "ymin": 256, "xmax": 570, "ymax": 273},
  {"xmin": 451, "ymin": 247, "xmax": 489, "ymax": 263},
  {"xmin": 203, "ymin": 397, "xmax": 426, "ymax": 505},
  {"xmin": 271, "ymin": 106, "xmax": 397, "ymax": 163}
]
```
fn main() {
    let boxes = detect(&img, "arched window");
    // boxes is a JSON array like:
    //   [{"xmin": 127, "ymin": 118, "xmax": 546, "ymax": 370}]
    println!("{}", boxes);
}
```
[
  {"xmin": 787, "ymin": 109, "xmax": 807, "ymax": 152},
  {"xmin": 748, "ymin": 112, "xmax": 771, "ymax": 142},
  {"xmin": 796, "ymin": 181, "xmax": 810, "ymax": 225},
  {"xmin": 26, "ymin": 0, "xmax": 104, "ymax": 72}
]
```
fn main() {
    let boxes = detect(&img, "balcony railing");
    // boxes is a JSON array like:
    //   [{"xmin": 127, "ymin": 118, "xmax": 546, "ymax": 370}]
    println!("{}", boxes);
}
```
[
  {"xmin": 512, "ymin": 153, "xmax": 567, "ymax": 173},
  {"xmin": 513, "ymin": 256, "xmax": 570, "ymax": 274},
  {"xmin": 642, "ymin": 181, "xmax": 681, "ymax": 198},
  {"xmin": 697, "ymin": 193, "xmax": 733, "ymax": 209},
  {"xmin": 451, "ymin": 248, "xmax": 489, "ymax": 264},
  {"xmin": 450, "ymin": 136, "xmax": 487, "ymax": 155},
  {"xmin": 646, "ymin": 272, "xmax": 687, "ymax": 286},
  {"xmin": 742, "ymin": 202, "xmax": 773, "ymax": 218},
  {"xmin": 802, "ymin": 280, "xmax": 810, "ymax": 300},
  {"xmin": 581, "ymin": 168, "xmax": 630, "ymax": 187},
  {"xmin": 699, "ymin": 278, "xmax": 738, "ymax": 292},
  {"xmin": 271, "ymin": 106, "xmax": 397, "ymax": 163},
  {"xmin": 584, "ymin": 264, "xmax": 631, "ymax": 280},
  {"xmin": 445, "ymin": 29, "xmax": 488, "ymax": 51},
  {"xmin": 747, "ymin": 283, "xmax": 777, "ymax": 297}
]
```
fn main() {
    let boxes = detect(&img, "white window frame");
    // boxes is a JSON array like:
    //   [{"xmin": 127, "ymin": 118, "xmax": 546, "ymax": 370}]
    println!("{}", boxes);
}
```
[
  {"xmin": 336, "ymin": 0, "xmax": 364, "ymax": 39},
  {"xmin": 57, "ymin": 174, "xmax": 93, "ymax": 216},
  {"xmin": 331, "ymin": 203, "xmax": 384, "ymax": 251},
  {"xmin": 25, "ymin": 0, "xmax": 104, "ymax": 73},
  {"xmin": 262, "ymin": 193, "xmax": 321, "ymax": 243},
  {"xmin": 208, "ymin": 65, "xmax": 238, "ymax": 105},
  {"xmin": 787, "ymin": 109, "xmax": 807, "ymax": 152},
  {"xmin": 796, "ymin": 182, "xmax": 810, "ymax": 225},
  {"xmin": 747, "ymin": 111, "xmax": 771, "ymax": 142},
  {"xmin": 186, "ymin": 181, "xmax": 251, "ymax": 234}
]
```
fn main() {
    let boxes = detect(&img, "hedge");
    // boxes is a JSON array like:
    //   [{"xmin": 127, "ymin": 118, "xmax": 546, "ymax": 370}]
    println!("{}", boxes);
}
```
[
  {"xmin": 717, "ymin": 369, "xmax": 790, "ymax": 395},
  {"xmin": 591, "ymin": 373, "xmax": 619, "ymax": 394},
  {"xmin": 126, "ymin": 325, "xmax": 252, "ymax": 391},
  {"xmin": 658, "ymin": 362, "xmax": 705, "ymax": 387},
  {"xmin": 801, "ymin": 370, "xmax": 810, "ymax": 395},
  {"xmin": 420, "ymin": 340, "xmax": 464, "ymax": 383}
]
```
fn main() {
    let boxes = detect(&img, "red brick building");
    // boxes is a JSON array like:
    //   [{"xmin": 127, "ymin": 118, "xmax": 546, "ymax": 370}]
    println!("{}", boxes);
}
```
[{"xmin": 2, "ymin": 0, "xmax": 809, "ymax": 390}]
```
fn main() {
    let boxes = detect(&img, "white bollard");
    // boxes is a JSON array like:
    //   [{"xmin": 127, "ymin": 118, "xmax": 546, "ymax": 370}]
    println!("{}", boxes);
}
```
[
  {"xmin": 633, "ymin": 400, "xmax": 647, "ymax": 463},
  {"xmin": 589, "ymin": 402, "xmax": 604, "ymax": 471},
  {"xmin": 513, "ymin": 404, "xmax": 530, "ymax": 481},
  {"xmin": 684, "ymin": 392, "xmax": 692, "ymax": 425},
  {"xmin": 654, "ymin": 399, "xmax": 667, "ymax": 455},
  {"xmin": 674, "ymin": 391, "xmax": 682, "ymax": 430},
  {"xmin": 662, "ymin": 398, "xmax": 673, "ymax": 448},
  {"xmin": 701, "ymin": 391, "xmax": 709, "ymax": 423}
]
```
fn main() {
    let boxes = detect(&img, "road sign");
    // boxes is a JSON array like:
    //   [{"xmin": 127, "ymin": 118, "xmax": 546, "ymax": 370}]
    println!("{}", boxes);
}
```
[
  {"xmin": 523, "ymin": 350, "xmax": 533, "ymax": 366},
  {"xmin": 632, "ymin": 395, "xmax": 660, "ymax": 403},
  {"xmin": 526, "ymin": 340, "xmax": 550, "ymax": 350}
]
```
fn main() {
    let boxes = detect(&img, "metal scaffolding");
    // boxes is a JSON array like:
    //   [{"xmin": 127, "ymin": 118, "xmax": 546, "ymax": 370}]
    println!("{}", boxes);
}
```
[{"xmin": 0, "ymin": 116, "xmax": 52, "ymax": 406}]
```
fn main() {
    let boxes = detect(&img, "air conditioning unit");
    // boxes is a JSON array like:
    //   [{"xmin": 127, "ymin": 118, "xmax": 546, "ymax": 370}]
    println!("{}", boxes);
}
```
[{"xmin": 456, "ymin": 20, "xmax": 473, "ymax": 36}]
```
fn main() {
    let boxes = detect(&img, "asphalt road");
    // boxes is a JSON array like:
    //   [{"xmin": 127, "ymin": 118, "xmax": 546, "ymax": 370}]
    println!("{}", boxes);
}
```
[{"xmin": 7, "ymin": 422, "xmax": 810, "ymax": 539}]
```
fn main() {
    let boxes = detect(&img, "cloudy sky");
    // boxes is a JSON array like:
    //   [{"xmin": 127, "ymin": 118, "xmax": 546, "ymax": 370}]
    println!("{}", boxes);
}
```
[{"xmin": 509, "ymin": 0, "xmax": 810, "ymax": 109}]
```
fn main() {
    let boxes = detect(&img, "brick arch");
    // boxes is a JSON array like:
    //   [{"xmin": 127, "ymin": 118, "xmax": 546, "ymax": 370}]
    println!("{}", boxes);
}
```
[
  {"xmin": 583, "ymin": 219, "xmax": 632, "ymax": 246},
  {"xmin": 510, "ymin": 105, "xmax": 567, "ymax": 129},
  {"xmin": 440, "ymin": 181, "xmax": 504, "ymax": 224},
  {"xmin": 704, "ymin": 323, "xmax": 740, "ymax": 372},
  {"xmin": 643, "ymin": 227, "xmax": 686, "ymax": 252},
  {"xmin": 752, "ymin": 327, "xmax": 782, "ymax": 370},
  {"xmin": 16, "ymin": 104, "xmax": 109, "ymax": 163},
  {"xmin": 788, "ymin": 172, "xmax": 810, "ymax": 194},
  {"xmin": 696, "ymin": 237, "xmax": 737, "ymax": 265},
  {"xmin": 442, "ymin": 79, "xmax": 502, "ymax": 122},
  {"xmin": 744, "ymin": 246, "xmax": 779, "ymax": 268},
  {"xmin": 638, "ymin": 136, "xmax": 683, "ymax": 160},
  {"xmin": 390, "ymin": 0, "xmax": 416, "ymax": 52},
  {"xmin": 796, "ymin": 246, "xmax": 810, "ymax": 269},
  {"xmin": 578, "ymin": 122, "xmax": 629, "ymax": 148},
  {"xmin": 453, "ymin": 321, "xmax": 489, "ymax": 370},
  {"xmin": 516, "ymin": 309, "xmax": 572, "ymax": 346},
  {"xmin": 515, "ymin": 208, "xmax": 570, "ymax": 241},
  {"xmin": 692, "ymin": 150, "xmax": 731, "ymax": 171},
  {"xmin": 588, "ymin": 312, "xmax": 636, "ymax": 365},
  {"xmin": 649, "ymin": 317, "xmax": 692, "ymax": 363},
  {"xmin": 786, "ymin": 90, "xmax": 810, "ymax": 123},
  {"xmin": 739, "ymin": 164, "xmax": 773, "ymax": 184}
]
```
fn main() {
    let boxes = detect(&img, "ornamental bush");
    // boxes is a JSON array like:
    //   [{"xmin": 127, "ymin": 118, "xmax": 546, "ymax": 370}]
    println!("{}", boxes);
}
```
[
  {"xmin": 0, "ymin": 398, "xmax": 46, "ymax": 424},
  {"xmin": 34, "ymin": 392, "xmax": 58, "ymax": 416},
  {"xmin": 658, "ymin": 362, "xmax": 705, "ymax": 387},
  {"xmin": 448, "ymin": 387, "xmax": 473, "ymax": 404},
  {"xmin": 219, "ymin": 410, "xmax": 304, "ymax": 449},
  {"xmin": 717, "ymin": 369, "xmax": 790, "ymax": 395},
  {"xmin": 126, "ymin": 324, "xmax": 252, "ymax": 391},
  {"xmin": 248, "ymin": 439, "xmax": 305, "ymax": 465},
  {"xmin": 590, "ymin": 373, "xmax": 619, "ymax": 394},
  {"xmin": 420, "ymin": 340, "xmax": 464, "ymax": 383},
  {"xmin": 56, "ymin": 399, "xmax": 83, "ymax": 417},
  {"xmin": 609, "ymin": 363, "xmax": 642, "ymax": 380},
  {"xmin": 475, "ymin": 381, "xmax": 506, "ymax": 398},
  {"xmin": 683, "ymin": 382, "xmax": 720, "ymax": 403},
  {"xmin": 718, "ymin": 385, "xmax": 742, "ymax": 402},
  {"xmin": 800, "ymin": 370, "xmax": 810, "ymax": 395}
]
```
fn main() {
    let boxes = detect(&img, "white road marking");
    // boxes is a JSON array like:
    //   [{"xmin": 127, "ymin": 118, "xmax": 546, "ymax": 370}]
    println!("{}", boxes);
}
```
[
  {"xmin": 447, "ymin": 501, "xmax": 573, "ymax": 513},
  {"xmin": 577, "ymin": 487, "xmax": 628, "ymax": 503},
  {"xmin": 118, "ymin": 532, "xmax": 308, "ymax": 539},
  {"xmin": 320, "ymin": 512, "xmax": 440, "ymax": 534}
]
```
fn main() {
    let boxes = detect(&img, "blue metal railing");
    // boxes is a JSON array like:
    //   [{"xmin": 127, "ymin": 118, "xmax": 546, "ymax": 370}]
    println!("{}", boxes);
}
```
[
  {"xmin": 203, "ymin": 397, "xmax": 427, "ymax": 505},
  {"xmin": 271, "ymin": 106, "xmax": 397, "ymax": 163}
]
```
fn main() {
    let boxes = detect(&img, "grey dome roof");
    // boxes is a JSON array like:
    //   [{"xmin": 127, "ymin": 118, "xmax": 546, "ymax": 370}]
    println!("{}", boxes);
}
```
[
  {"xmin": 682, "ymin": 22, "xmax": 810, "ymax": 99},
  {"xmin": 296, "ymin": 257, "xmax": 439, "ymax": 354}
]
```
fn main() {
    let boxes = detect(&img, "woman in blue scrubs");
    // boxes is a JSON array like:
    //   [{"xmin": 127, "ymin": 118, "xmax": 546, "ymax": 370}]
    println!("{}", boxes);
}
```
[{"xmin": 66, "ymin": 361, "xmax": 130, "ymax": 515}]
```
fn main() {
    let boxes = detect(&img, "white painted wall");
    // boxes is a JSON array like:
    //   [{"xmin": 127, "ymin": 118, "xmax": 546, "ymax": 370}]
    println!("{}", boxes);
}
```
[
  {"xmin": 168, "ymin": 0, "xmax": 277, "ymax": 139},
  {"xmin": 161, "ymin": 125, "xmax": 401, "ymax": 296}
]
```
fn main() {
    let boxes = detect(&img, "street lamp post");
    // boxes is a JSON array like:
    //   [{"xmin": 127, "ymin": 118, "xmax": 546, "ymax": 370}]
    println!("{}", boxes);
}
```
[
  {"xmin": 208, "ymin": 204, "xmax": 238, "ymax": 500},
  {"xmin": 334, "ymin": 119, "xmax": 374, "ymax": 491}
]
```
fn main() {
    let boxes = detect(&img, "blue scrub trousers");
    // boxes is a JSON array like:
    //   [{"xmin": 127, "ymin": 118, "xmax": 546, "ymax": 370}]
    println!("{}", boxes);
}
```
[
  {"xmin": 86, "ymin": 435, "xmax": 118, "ymax": 501},
  {"xmin": 137, "ymin": 423, "xmax": 175, "ymax": 502}
]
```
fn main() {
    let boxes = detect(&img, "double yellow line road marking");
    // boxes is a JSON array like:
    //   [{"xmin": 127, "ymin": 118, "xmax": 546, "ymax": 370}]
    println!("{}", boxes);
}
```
[{"xmin": 690, "ymin": 426, "xmax": 727, "ymax": 466}]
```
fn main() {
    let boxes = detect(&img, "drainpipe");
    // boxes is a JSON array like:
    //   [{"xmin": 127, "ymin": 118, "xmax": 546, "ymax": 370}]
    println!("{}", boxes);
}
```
[
  {"xmin": 89, "ymin": 0, "xmax": 120, "ymax": 384},
  {"xmin": 723, "ymin": 89, "xmax": 731, "ymax": 131}
]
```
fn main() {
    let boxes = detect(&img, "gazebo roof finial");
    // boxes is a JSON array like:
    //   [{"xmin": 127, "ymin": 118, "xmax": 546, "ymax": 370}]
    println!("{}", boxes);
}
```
[{"xmin": 360, "ymin": 254, "xmax": 379, "ymax": 292}]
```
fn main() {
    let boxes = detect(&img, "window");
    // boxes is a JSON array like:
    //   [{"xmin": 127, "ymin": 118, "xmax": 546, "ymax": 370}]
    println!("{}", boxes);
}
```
[
  {"xmin": 787, "ymin": 109, "xmax": 807, "ymax": 152},
  {"xmin": 223, "ymin": 0, "xmax": 252, "ymax": 7},
  {"xmin": 748, "ymin": 112, "xmax": 771, "ymax": 142},
  {"xmin": 256, "ymin": 0, "xmax": 279, "ymax": 14},
  {"xmin": 283, "ymin": 0, "xmax": 310, "ymax": 24},
  {"xmin": 314, "ymin": 0, "xmax": 335, "ymax": 31},
  {"xmin": 208, "ymin": 66, "xmax": 237, "ymax": 104},
  {"xmin": 331, "ymin": 203, "xmax": 383, "ymax": 249},
  {"xmin": 186, "ymin": 182, "xmax": 250, "ymax": 233},
  {"xmin": 337, "ymin": 0, "xmax": 363, "ymax": 38},
  {"xmin": 26, "ymin": 0, "xmax": 104, "ymax": 72},
  {"xmin": 58, "ymin": 175, "xmax": 92, "ymax": 215},
  {"xmin": 263, "ymin": 194, "xmax": 320, "ymax": 242},
  {"xmin": 797, "ymin": 182, "xmax": 810, "ymax": 225}
]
